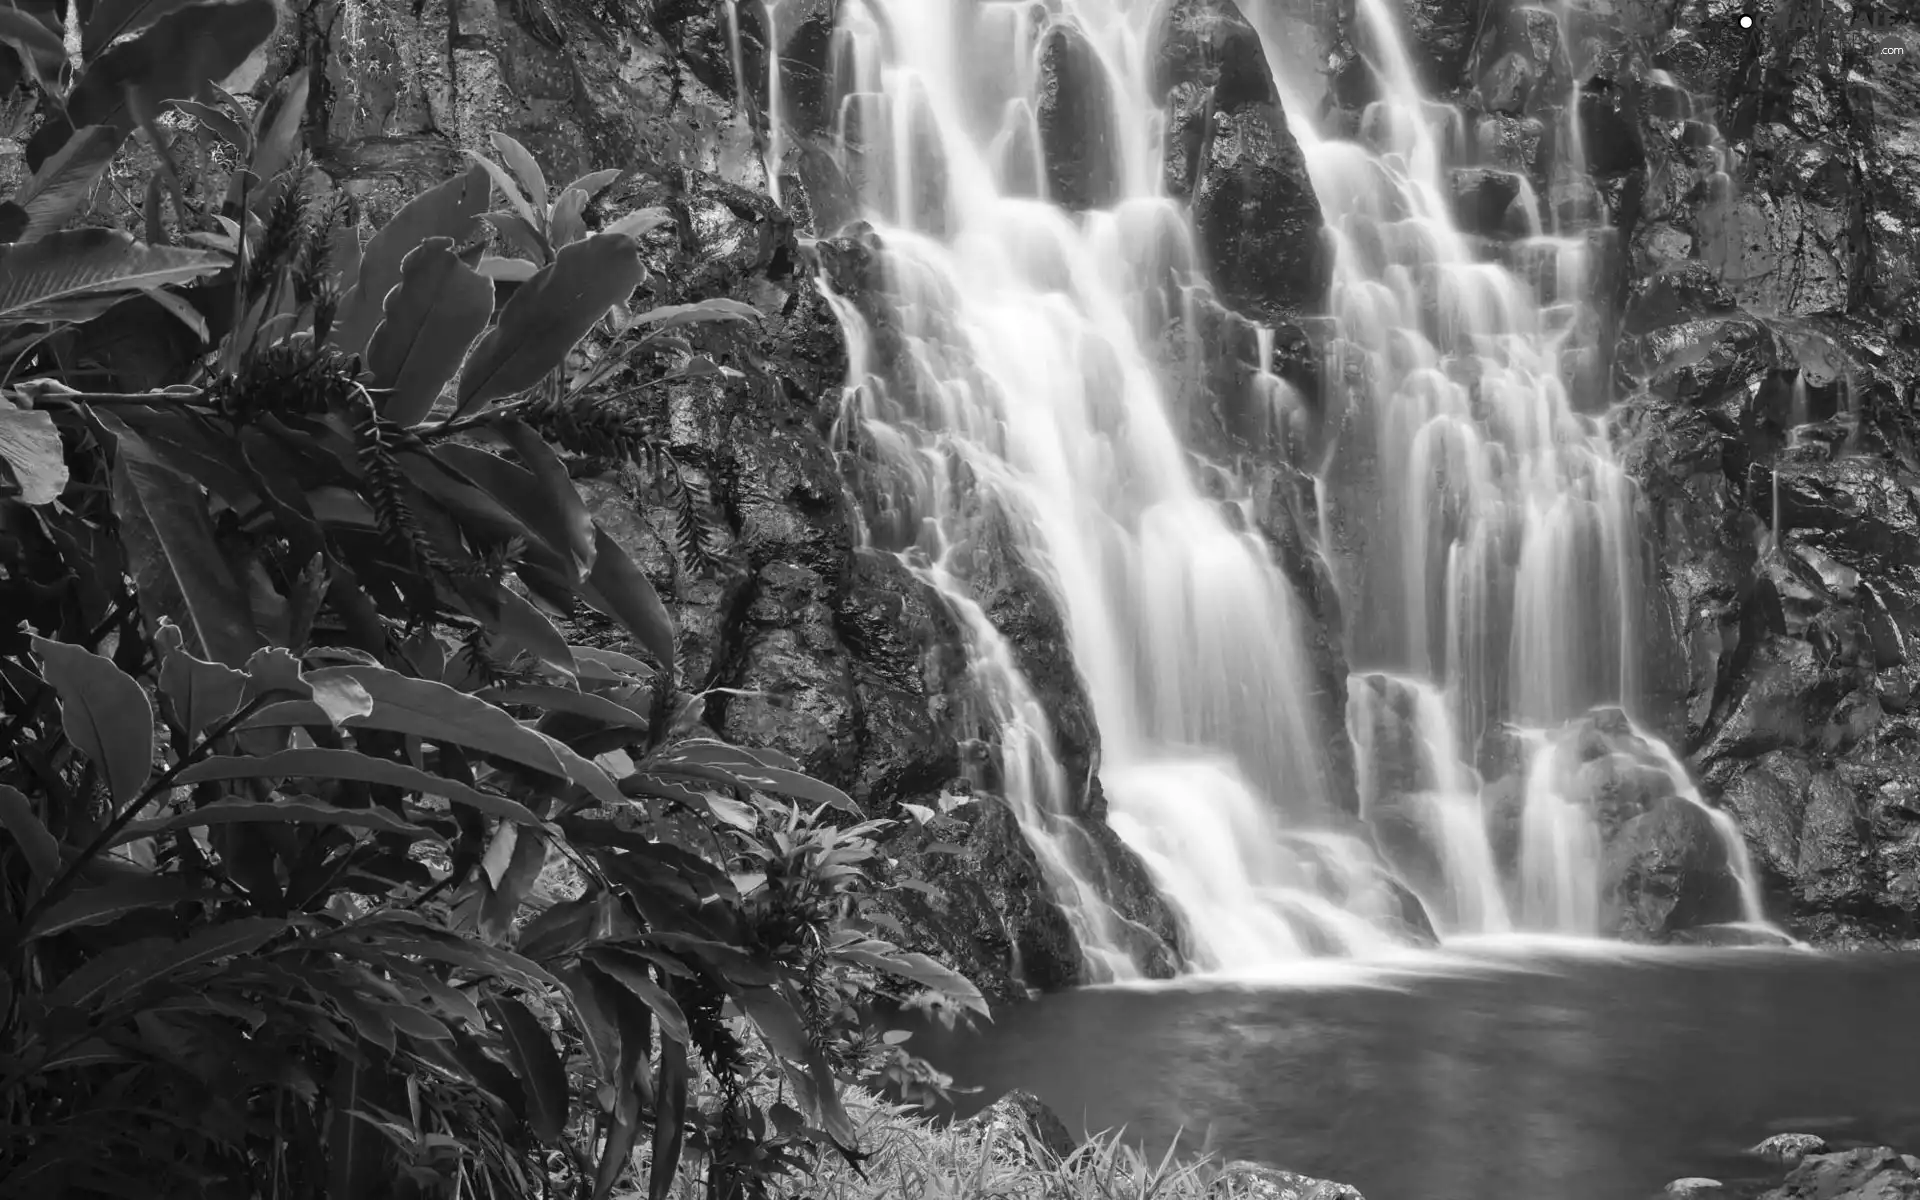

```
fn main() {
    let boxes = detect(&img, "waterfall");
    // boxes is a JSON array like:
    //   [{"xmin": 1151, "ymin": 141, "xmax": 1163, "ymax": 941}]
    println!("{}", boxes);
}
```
[{"xmin": 768, "ymin": 0, "xmax": 1768, "ymax": 979}]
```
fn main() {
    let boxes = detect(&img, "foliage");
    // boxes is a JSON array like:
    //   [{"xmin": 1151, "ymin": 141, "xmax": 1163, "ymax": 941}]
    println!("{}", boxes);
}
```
[{"xmin": 0, "ymin": 12, "xmax": 985, "ymax": 1200}]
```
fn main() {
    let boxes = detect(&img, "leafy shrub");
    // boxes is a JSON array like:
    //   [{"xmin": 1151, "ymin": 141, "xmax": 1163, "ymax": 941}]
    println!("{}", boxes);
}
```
[{"xmin": 0, "ymin": 8, "xmax": 984, "ymax": 1199}]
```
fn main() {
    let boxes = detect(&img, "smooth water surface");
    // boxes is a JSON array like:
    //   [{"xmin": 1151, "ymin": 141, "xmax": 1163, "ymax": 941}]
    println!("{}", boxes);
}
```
[{"xmin": 926, "ymin": 945, "xmax": 1920, "ymax": 1200}]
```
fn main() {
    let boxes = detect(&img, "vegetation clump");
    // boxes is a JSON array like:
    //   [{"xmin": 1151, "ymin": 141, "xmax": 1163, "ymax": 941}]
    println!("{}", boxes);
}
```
[{"xmin": 0, "ymin": 7, "xmax": 982, "ymax": 1198}]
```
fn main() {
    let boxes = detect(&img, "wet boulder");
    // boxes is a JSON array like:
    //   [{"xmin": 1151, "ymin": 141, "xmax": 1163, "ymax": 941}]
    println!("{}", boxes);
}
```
[
  {"xmin": 1152, "ymin": 0, "xmax": 1329, "ymax": 321},
  {"xmin": 957, "ymin": 1089, "xmax": 1077, "ymax": 1166},
  {"xmin": 1749, "ymin": 1133, "xmax": 1830, "ymax": 1170},
  {"xmin": 1760, "ymin": 1147, "xmax": 1920, "ymax": 1200},
  {"xmin": 1037, "ymin": 22, "xmax": 1122, "ymax": 211},
  {"xmin": 1600, "ymin": 795, "xmax": 1747, "ymax": 939},
  {"xmin": 1211, "ymin": 1162, "xmax": 1367, "ymax": 1200}
]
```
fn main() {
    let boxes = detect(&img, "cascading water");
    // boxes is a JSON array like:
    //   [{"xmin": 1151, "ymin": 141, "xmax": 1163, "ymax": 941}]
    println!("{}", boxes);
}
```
[{"xmin": 756, "ymin": 0, "xmax": 1770, "ymax": 977}]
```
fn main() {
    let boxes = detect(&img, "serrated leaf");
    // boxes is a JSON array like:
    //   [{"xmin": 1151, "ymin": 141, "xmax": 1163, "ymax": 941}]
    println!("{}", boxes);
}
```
[
  {"xmin": 332, "ymin": 163, "xmax": 491, "ymax": 356},
  {"xmin": 477, "ymin": 823, "xmax": 544, "ymax": 942},
  {"xmin": 111, "ymin": 796, "xmax": 439, "ymax": 845},
  {"xmin": 31, "ymin": 636, "xmax": 153, "ymax": 811},
  {"xmin": 0, "ymin": 407, "xmax": 67, "ymax": 505},
  {"xmin": 433, "ymin": 440, "xmax": 591, "ymax": 578},
  {"xmin": 0, "ymin": 127, "xmax": 122, "ymax": 244},
  {"xmin": 0, "ymin": 228, "xmax": 228, "ymax": 321},
  {"xmin": 175, "ymin": 748, "xmax": 543, "ymax": 825},
  {"xmin": 452, "ymin": 232, "xmax": 644, "ymax": 417},
  {"xmin": 650, "ymin": 1032, "xmax": 690, "ymax": 1200},
  {"xmin": 485, "ymin": 996, "xmax": 569, "ymax": 1145},
  {"xmin": 579, "ymin": 523, "xmax": 676, "ymax": 678},
  {"xmin": 478, "ymin": 685, "xmax": 649, "ymax": 730},
  {"xmin": 365, "ymin": 237, "xmax": 495, "ymax": 426},
  {"xmin": 100, "ymin": 412, "xmax": 263, "ymax": 667},
  {"xmin": 0, "ymin": 783, "xmax": 59, "ymax": 887},
  {"xmin": 26, "ymin": 0, "xmax": 280, "ymax": 171},
  {"xmin": 28, "ymin": 875, "xmax": 215, "ymax": 942},
  {"xmin": 581, "ymin": 949, "xmax": 690, "ymax": 1044}
]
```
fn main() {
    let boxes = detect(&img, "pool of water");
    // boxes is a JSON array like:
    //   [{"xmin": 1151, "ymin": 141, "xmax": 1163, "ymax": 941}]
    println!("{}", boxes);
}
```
[{"xmin": 920, "ymin": 939, "xmax": 1920, "ymax": 1200}]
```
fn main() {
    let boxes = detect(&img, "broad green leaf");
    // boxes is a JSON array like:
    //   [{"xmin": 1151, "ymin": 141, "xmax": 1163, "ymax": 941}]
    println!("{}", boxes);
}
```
[
  {"xmin": 102, "ymin": 412, "xmax": 263, "ymax": 667},
  {"xmin": 332, "ymin": 163, "xmax": 492, "ymax": 356},
  {"xmin": 175, "ymin": 748, "xmax": 543, "ymax": 825},
  {"xmin": 562, "ymin": 168, "xmax": 623, "ymax": 199},
  {"xmin": 830, "ymin": 937, "xmax": 989, "ymax": 1017},
  {"xmin": 499, "ymin": 417, "xmax": 596, "ymax": 571},
  {"xmin": 633, "ymin": 298, "xmax": 763, "ymax": 331},
  {"xmin": 478, "ymin": 685, "xmax": 649, "ymax": 730},
  {"xmin": 454, "ymin": 574, "xmax": 578, "ymax": 683},
  {"xmin": 0, "ymin": 783, "xmax": 59, "ymax": 887},
  {"xmin": 0, "ymin": 6, "xmax": 65, "ymax": 86},
  {"xmin": 0, "ymin": 406, "xmax": 68, "ymax": 505},
  {"xmin": 478, "ymin": 823, "xmax": 545, "ymax": 943},
  {"xmin": 111, "ymin": 796, "xmax": 439, "ymax": 845},
  {"xmin": 547, "ymin": 187, "xmax": 589, "ymax": 249},
  {"xmin": 484, "ymin": 996, "xmax": 569, "ymax": 1145},
  {"xmin": 241, "ymin": 646, "xmax": 375, "ymax": 727},
  {"xmin": 464, "ymin": 149, "xmax": 541, "ymax": 236},
  {"xmin": 552, "ymin": 963, "xmax": 620, "ymax": 1083},
  {"xmin": 365, "ymin": 237, "xmax": 496, "ymax": 426},
  {"xmin": 246, "ymin": 66, "xmax": 310, "ymax": 189},
  {"xmin": 26, "ymin": 0, "xmax": 279, "ymax": 170},
  {"xmin": 0, "ymin": 126, "xmax": 122, "ymax": 244},
  {"xmin": 602, "ymin": 208, "xmax": 671, "ymax": 241},
  {"xmin": 579, "ymin": 523, "xmax": 676, "ymax": 678},
  {"xmin": 477, "ymin": 256, "xmax": 538, "ymax": 282},
  {"xmin": 734, "ymin": 983, "xmax": 813, "ymax": 1062},
  {"xmin": 649, "ymin": 1033, "xmax": 690, "ymax": 1200},
  {"xmin": 660, "ymin": 740, "xmax": 860, "ymax": 815},
  {"xmin": 452, "ymin": 232, "xmax": 645, "ymax": 418},
  {"xmin": 28, "ymin": 875, "xmax": 217, "ymax": 942},
  {"xmin": 155, "ymin": 621, "xmax": 246, "ymax": 737},
  {"xmin": 582, "ymin": 948, "xmax": 690, "ymax": 1043},
  {"xmin": 172, "ymin": 98, "xmax": 250, "ymax": 155},
  {"xmin": 482, "ymin": 209, "xmax": 550, "ymax": 265},
  {"xmin": 31, "ymin": 636, "xmax": 153, "ymax": 811},
  {"xmin": 433, "ymin": 442, "xmax": 591, "ymax": 578},
  {"xmin": 491, "ymin": 132, "xmax": 549, "ymax": 215},
  {"xmin": 0, "ymin": 228, "xmax": 227, "ymax": 321},
  {"xmin": 570, "ymin": 646, "xmax": 655, "ymax": 681},
  {"xmin": 262, "ymin": 668, "xmax": 601, "ymax": 800}
]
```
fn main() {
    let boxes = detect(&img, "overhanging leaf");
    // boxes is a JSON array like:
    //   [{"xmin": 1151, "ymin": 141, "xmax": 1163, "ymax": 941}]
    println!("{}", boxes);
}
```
[
  {"xmin": 633, "ymin": 298, "xmax": 763, "ymax": 331},
  {"xmin": 175, "ymin": 748, "xmax": 543, "ymax": 825},
  {"xmin": 829, "ymin": 938, "xmax": 990, "ymax": 1018},
  {"xmin": 582, "ymin": 949, "xmax": 690, "ymax": 1044},
  {"xmin": 452, "ymin": 232, "xmax": 644, "ymax": 418},
  {"xmin": 0, "ymin": 406, "xmax": 68, "ymax": 505},
  {"xmin": 491, "ymin": 132, "xmax": 549, "ymax": 216},
  {"xmin": 579, "ymin": 523, "xmax": 676, "ymax": 679},
  {"xmin": 432, "ymin": 441, "xmax": 590, "ymax": 577},
  {"xmin": 499, "ymin": 417, "xmax": 596, "ymax": 572},
  {"xmin": 31, "ymin": 636, "xmax": 154, "ymax": 811},
  {"xmin": 365, "ymin": 237, "xmax": 496, "ymax": 426},
  {"xmin": 0, "ymin": 126, "xmax": 123, "ymax": 244},
  {"xmin": 649, "ymin": 1033, "xmax": 690, "ymax": 1200},
  {"xmin": 28, "ymin": 875, "xmax": 216, "ymax": 942},
  {"xmin": 112, "ymin": 797, "xmax": 440, "ymax": 845},
  {"xmin": 0, "ymin": 228, "xmax": 228, "ymax": 322},
  {"xmin": 101, "ymin": 411, "xmax": 264, "ymax": 667},
  {"xmin": 82, "ymin": 0, "xmax": 201, "ymax": 58},
  {"xmin": 477, "ymin": 685, "xmax": 649, "ymax": 730},
  {"xmin": 27, "ymin": 0, "xmax": 280, "ymax": 170},
  {"xmin": 484, "ymin": 996, "xmax": 569, "ymax": 1146},
  {"xmin": 332, "ymin": 163, "xmax": 492, "ymax": 356}
]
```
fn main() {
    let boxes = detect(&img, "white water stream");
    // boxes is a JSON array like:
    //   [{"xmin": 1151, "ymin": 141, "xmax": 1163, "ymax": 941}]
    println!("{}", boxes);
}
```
[{"xmin": 753, "ymin": 0, "xmax": 1769, "ymax": 977}]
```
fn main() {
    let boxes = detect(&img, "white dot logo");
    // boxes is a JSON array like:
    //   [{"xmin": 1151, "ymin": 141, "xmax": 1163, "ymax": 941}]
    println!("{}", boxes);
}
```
[{"xmin": 1738, "ymin": 13, "xmax": 1755, "ymax": 28}]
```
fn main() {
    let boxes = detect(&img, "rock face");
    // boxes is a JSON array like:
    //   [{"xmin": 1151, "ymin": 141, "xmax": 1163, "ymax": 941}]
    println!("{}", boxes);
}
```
[
  {"xmin": 1037, "ymin": 23, "xmax": 1122, "ymax": 210},
  {"xmin": 1153, "ymin": 0, "xmax": 1330, "ymax": 324},
  {"xmin": 1760, "ymin": 1147, "xmax": 1920, "ymax": 1200}
]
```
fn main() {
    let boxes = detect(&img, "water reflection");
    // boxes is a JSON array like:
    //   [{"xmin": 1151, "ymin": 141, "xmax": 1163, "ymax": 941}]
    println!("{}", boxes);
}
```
[{"xmin": 925, "ymin": 949, "xmax": 1920, "ymax": 1200}]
